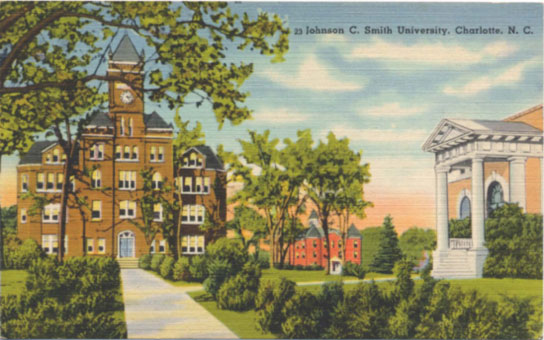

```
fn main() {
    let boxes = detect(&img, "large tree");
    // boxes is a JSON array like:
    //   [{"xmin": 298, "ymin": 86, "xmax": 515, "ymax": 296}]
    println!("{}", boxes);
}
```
[
  {"xmin": 0, "ymin": 2, "xmax": 289, "ymax": 261},
  {"xmin": 370, "ymin": 215, "xmax": 403, "ymax": 274},
  {"xmin": 305, "ymin": 132, "xmax": 371, "ymax": 274}
]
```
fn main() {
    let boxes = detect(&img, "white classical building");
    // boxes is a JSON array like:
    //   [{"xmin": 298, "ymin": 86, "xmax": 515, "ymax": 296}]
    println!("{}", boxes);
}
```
[{"xmin": 423, "ymin": 105, "xmax": 543, "ymax": 278}]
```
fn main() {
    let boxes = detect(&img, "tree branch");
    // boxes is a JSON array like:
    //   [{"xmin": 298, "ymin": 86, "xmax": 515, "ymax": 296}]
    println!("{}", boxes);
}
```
[{"xmin": 0, "ymin": 3, "xmax": 35, "ymax": 35}]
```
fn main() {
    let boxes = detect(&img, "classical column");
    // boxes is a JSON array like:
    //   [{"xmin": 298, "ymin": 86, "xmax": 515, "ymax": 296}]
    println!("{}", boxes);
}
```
[
  {"xmin": 471, "ymin": 156, "xmax": 485, "ymax": 249},
  {"xmin": 435, "ymin": 165, "xmax": 450, "ymax": 252},
  {"xmin": 509, "ymin": 156, "xmax": 527, "ymax": 212}
]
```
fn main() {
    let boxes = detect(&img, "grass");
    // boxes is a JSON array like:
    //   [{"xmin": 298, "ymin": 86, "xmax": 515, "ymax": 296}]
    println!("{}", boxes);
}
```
[
  {"xmin": 1, "ymin": 270, "xmax": 28, "ymax": 296},
  {"xmin": 188, "ymin": 290, "xmax": 275, "ymax": 339},
  {"xmin": 261, "ymin": 267, "xmax": 395, "ymax": 283},
  {"xmin": 189, "ymin": 276, "xmax": 543, "ymax": 339},
  {"xmin": 115, "ymin": 275, "xmax": 128, "ymax": 337},
  {"xmin": 147, "ymin": 269, "xmax": 203, "ymax": 288}
]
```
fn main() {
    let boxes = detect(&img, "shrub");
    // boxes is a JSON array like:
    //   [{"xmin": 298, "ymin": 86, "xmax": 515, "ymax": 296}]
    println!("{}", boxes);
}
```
[
  {"xmin": 203, "ymin": 259, "xmax": 231, "ymax": 298},
  {"xmin": 255, "ymin": 251, "xmax": 270, "ymax": 269},
  {"xmin": 449, "ymin": 217, "xmax": 471, "ymax": 238},
  {"xmin": 484, "ymin": 204, "xmax": 543, "ymax": 279},
  {"xmin": 205, "ymin": 238, "xmax": 248, "ymax": 276},
  {"xmin": 307, "ymin": 263, "xmax": 323, "ymax": 271},
  {"xmin": 255, "ymin": 277, "xmax": 296, "ymax": 334},
  {"xmin": 150, "ymin": 254, "xmax": 165, "ymax": 272},
  {"xmin": 159, "ymin": 256, "xmax": 175, "ymax": 279},
  {"xmin": 216, "ymin": 262, "xmax": 261, "ymax": 311},
  {"xmin": 139, "ymin": 254, "xmax": 152, "ymax": 270},
  {"xmin": 281, "ymin": 290, "xmax": 321, "ymax": 338},
  {"xmin": 342, "ymin": 261, "xmax": 366, "ymax": 279},
  {"xmin": 6, "ymin": 238, "xmax": 45, "ymax": 269},
  {"xmin": 189, "ymin": 255, "xmax": 208, "ymax": 282},
  {"xmin": 172, "ymin": 257, "xmax": 191, "ymax": 281}
]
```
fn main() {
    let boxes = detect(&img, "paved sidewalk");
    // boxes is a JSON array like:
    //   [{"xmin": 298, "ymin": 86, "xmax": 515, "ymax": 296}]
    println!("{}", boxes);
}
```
[{"xmin": 121, "ymin": 269, "xmax": 238, "ymax": 339}]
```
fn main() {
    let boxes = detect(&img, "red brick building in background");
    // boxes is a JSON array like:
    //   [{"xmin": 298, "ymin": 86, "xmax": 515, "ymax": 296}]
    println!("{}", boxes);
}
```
[
  {"xmin": 286, "ymin": 210, "xmax": 362, "ymax": 273},
  {"xmin": 16, "ymin": 34, "xmax": 226, "ymax": 259}
]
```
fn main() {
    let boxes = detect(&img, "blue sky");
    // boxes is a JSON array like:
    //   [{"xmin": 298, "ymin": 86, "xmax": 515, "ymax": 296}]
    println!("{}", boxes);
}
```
[{"xmin": 1, "ymin": 2, "xmax": 542, "ymax": 229}]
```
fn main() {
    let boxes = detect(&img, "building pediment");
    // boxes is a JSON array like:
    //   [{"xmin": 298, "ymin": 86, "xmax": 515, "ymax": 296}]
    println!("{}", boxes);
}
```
[{"xmin": 422, "ymin": 119, "xmax": 473, "ymax": 152}]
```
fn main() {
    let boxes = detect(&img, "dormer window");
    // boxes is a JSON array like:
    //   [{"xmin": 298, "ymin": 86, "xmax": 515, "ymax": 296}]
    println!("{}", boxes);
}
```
[
  {"xmin": 52, "ymin": 149, "xmax": 59, "ymax": 163},
  {"xmin": 189, "ymin": 153, "xmax": 196, "ymax": 167}
]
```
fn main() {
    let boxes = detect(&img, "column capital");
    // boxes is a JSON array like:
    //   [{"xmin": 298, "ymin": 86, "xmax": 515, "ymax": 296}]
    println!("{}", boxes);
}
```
[
  {"xmin": 508, "ymin": 156, "xmax": 527, "ymax": 163},
  {"xmin": 435, "ymin": 165, "xmax": 451, "ymax": 173},
  {"xmin": 472, "ymin": 154, "xmax": 485, "ymax": 162}
]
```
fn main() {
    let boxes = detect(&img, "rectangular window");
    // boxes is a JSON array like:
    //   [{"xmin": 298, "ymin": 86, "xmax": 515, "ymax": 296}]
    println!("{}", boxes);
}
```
[
  {"xmin": 91, "ymin": 201, "xmax": 101, "ymax": 221},
  {"xmin": 43, "ymin": 204, "xmax": 60, "ymax": 223},
  {"xmin": 196, "ymin": 155, "xmax": 202, "ymax": 167},
  {"xmin": 98, "ymin": 238, "xmax": 106, "ymax": 254},
  {"xmin": 90, "ymin": 144, "xmax": 104, "ymax": 160},
  {"xmin": 132, "ymin": 146, "xmax": 138, "ymax": 160},
  {"xmin": 159, "ymin": 240, "xmax": 166, "ymax": 253},
  {"xmin": 158, "ymin": 146, "xmax": 164, "ymax": 162},
  {"xmin": 182, "ymin": 205, "xmax": 189, "ymax": 222},
  {"xmin": 203, "ymin": 177, "xmax": 210, "ymax": 193},
  {"xmin": 190, "ymin": 205, "xmax": 197, "ymax": 222},
  {"xmin": 120, "ymin": 117, "xmax": 125, "ymax": 136},
  {"xmin": 120, "ymin": 200, "xmax": 136, "ymax": 219},
  {"xmin": 183, "ymin": 176, "xmax": 192, "ymax": 193},
  {"xmin": 153, "ymin": 204, "xmax": 163, "ymax": 222},
  {"xmin": 354, "ymin": 251, "xmax": 358, "ymax": 258},
  {"xmin": 47, "ymin": 173, "xmax": 55, "ymax": 190},
  {"xmin": 181, "ymin": 235, "xmax": 205, "ymax": 254},
  {"xmin": 183, "ymin": 205, "xmax": 205, "ymax": 224},
  {"xmin": 119, "ymin": 171, "xmax": 136, "ymax": 190},
  {"xmin": 21, "ymin": 174, "xmax": 28, "ymax": 192},
  {"xmin": 313, "ymin": 240, "xmax": 317, "ymax": 248},
  {"xmin": 20, "ymin": 208, "xmax": 27, "ymax": 223},
  {"xmin": 37, "ymin": 173, "xmax": 44, "ymax": 191},
  {"xmin": 52, "ymin": 150, "xmax": 59, "ymax": 163},
  {"xmin": 42, "ymin": 234, "xmax": 59, "ymax": 254},
  {"xmin": 115, "ymin": 145, "xmax": 121, "ymax": 159},
  {"xmin": 87, "ymin": 238, "xmax": 94, "ymax": 253},
  {"xmin": 354, "ymin": 240, "xmax": 358, "ymax": 248},
  {"xmin": 57, "ymin": 173, "xmax": 63, "ymax": 191},
  {"xmin": 129, "ymin": 118, "xmax": 133, "ymax": 137},
  {"xmin": 189, "ymin": 153, "xmax": 196, "ymax": 166},
  {"xmin": 130, "ymin": 171, "xmax": 136, "ymax": 189},
  {"xmin": 150, "ymin": 146, "xmax": 156, "ymax": 161},
  {"xmin": 124, "ymin": 146, "xmax": 130, "ymax": 159},
  {"xmin": 150, "ymin": 240, "xmax": 156, "ymax": 253},
  {"xmin": 195, "ymin": 177, "xmax": 202, "ymax": 193}
]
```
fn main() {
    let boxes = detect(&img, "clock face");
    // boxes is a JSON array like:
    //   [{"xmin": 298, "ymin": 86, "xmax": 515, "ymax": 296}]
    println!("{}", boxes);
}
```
[{"xmin": 120, "ymin": 90, "xmax": 134, "ymax": 104}]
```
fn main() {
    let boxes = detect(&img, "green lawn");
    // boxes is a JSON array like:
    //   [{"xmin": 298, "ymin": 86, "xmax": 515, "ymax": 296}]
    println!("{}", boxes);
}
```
[
  {"xmin": 189, "ymin": 277, "xmax": 543, "ymax": 339},
  {"xmin": 261, "ymin": 268, "xmax": 395, "ymax": 283},
  {"xmin": 1, "ymin": 270, "xmax": 28, "ymax": 296},
  {"xmin": 148, "ymin": 270, "xmax": 203, "ymax": 288}
]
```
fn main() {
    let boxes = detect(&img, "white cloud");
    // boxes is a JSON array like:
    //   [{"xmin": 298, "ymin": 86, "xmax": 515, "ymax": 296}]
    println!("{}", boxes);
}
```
[
  {"xmin": 443, "ymin": 58, "xmax": 540, "ymax": 97},
  {"xmin": 261, "ymin": 55, "xmax": 364, "ymax": 91},
  {"xmin": 348, "ymin": 38, "xmax": 518, "ymax": 66},
  {"xmin": 325, "ymin": 124, "xmax": 429, "ymax": 143},
  {"xmin": 252, "ymin": 108, "xmax": 311, "ymax": 124},
  {"xmin": 359, "ymin": 102, "xmax": 427, "ymax": 117}
]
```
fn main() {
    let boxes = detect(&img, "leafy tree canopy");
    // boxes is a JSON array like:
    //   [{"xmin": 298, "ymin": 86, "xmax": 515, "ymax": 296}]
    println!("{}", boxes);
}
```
[
  {"xmin": 399, "ymin": 227, "xmax": 436, "ymax": 265},
  {"xmin": 370, "ymin": 215, "xmax": 403, "ymax": 274}
]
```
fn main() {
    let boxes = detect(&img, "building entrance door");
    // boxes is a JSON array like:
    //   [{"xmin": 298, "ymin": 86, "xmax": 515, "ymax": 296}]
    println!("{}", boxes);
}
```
[{"xmin": 118, "ymin": 231, "xmax": 135, "ymax": 258}]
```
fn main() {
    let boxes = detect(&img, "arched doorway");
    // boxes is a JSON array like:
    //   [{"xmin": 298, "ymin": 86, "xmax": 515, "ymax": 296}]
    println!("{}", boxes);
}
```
[
  {"xmin": 118, "ymin": 230, "xmax": 135, "ymax": 258},
  {"xmin": 459, "ymin": 196, "xmax": 471, "ymax": 219},
  {"xmin": 487, "ymin": 181, "xmax": 504, "ymax": 215}
]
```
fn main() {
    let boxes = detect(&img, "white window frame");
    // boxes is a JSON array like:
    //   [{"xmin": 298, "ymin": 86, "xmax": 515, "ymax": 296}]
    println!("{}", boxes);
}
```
[
  {"xmin": 91, "ymin": 200, "xmax": 102, "ymax": 221},
  {"xmin": 98, "ymin": 238, "xmax": 106, "ymax": 254},
  {"xmin": 152, "ymin": 173, "xmax": 162, "ymax": 190},
  {"xmin": 90, "ymin": 143, "xmax": 104, "ymax": 161},
  {"xmin": 120, "ymin": 200, "xmax": 136, "ymax": 219},
  {"xmin": 159, "ymin": 240, "xmax": 166, "ymax": 253},
  {"xmin": 119, "ymin": 171, "xmax": 136, "ymax": 190},
  {"xmin": 182, "ymin": 205, "xmax": 205, "ymax": 225},
  {"xmin": 43, "ymin": 203, "xmax": 60, "ymax": 223},
  {"xmin": 91, "ymin": 170, "xmax": 102, "ymax": 189},
  {"xmin": 46, "ymin": 173, "xmax": 55, "ymax": 191},
  {"xmin": 42, "ymin": 235, "xmax": 67, "ymax": 255},
  {"xmin": 37, "ymin": 173, "xmax": 45, "ymax": 192},
  {"xmin": 182, "ymin": 176, "xmax": 192, "ymax": 193},
  {"xmin": 20, "ymin": 208, "xmax": 27, "ymax": 224},
  {"xmin": 153, "ymin": 203, "xmax": 163, "ymax": 222},
  {"xmin": 150, "ymin": 240, "xmax": 156, "ymax": 253},
  {"xmin": 181, "ymin": 235, "xmax": 205, "ymax": 254},
  {"xmin": 21, "ymin": 174, "xmax": 28, "ymax": 192}
]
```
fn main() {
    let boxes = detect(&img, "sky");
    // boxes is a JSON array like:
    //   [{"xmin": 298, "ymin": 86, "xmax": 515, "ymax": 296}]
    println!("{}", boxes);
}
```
[{"xmin": 1, "ymin": 2, "xmax": 542, "ymax": 233}]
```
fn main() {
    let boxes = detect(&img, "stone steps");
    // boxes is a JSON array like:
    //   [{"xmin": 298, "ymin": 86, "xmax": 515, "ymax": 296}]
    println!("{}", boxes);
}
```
[{"xmin": 117, "ymin": 258, "xmax": 139, "ymax": 269}]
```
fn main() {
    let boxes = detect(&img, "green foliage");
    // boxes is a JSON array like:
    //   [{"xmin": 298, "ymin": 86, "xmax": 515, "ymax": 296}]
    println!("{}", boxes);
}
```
[
  {"xmin": 150, "ymin": 254, "xmax": 165, "ymax": 272},
  {"xmin": 205, "ymin": 238, "xmax": 249, "ymax": 276},
  {"xmin": 1, "ymin": 256, "xmax": 125, "ymax": 338},
  {"xmin": 370, "ymin": 215, "xmax": 403, "ymax": 274},
  {"xmin": 138, "ymin": 254, "xmax": 152, "ymax": 270},
  {"xmin": 255, "ymin": 251, "xmax": 271, "ymax": 269},
  {"xmin": 226, "ymin": 205, "xmax": 267, "ymax": 252},
  {"xmin": 449, "ymin": 217, "xmax": 471, "ymax": 238},
  {"xmin": 1, "ymin": 205, "xmax": 17, "ymax": 234},
  {"xmin": 159, "ymin": 256, "xmax": 175, "ymax": 279},
  {"xmin": 172, "ymin": 257, "xmax": 191, "ymax": 282},
  {"xmin": 281, "ymin": 290, "xmax": 321, "ymax": 339},
  {"xmin": 189, "ymin": 255, "xmax": 208, "ymax": 282},
  {"xmin": 484, "ymin": 203, "xmax": 543, "ymax": 279},
  {"xmin": 203, "ymin": 259, "xmax": 231, "ymax": 298},
  {"xmin": 5, "ymin": 238, "xmax": 45, "ymax": 269},
  {"xmin": 361, "ymin": 227, "xmax": 383, "ymax": 270},
  {"xmin": 393, "ymin": 258, "xmax": 415, "ymax": 300},
  {"xmin": 255, "ymin": 277, "xmax": 297, "ymax": 334},
  {"xmin": 399, "ymin": 227, "xmax": 436, "ymax": 265},
  {"xmin": 342, "ymin": 261, "xmax": 366, "ymax": 279},
  {"xmin": 216, "ymin": 262, "xmax": 261, "ymax": 311}
]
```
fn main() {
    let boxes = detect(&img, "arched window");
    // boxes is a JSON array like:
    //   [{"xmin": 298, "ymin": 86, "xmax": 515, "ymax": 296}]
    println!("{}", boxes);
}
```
[
  {"xmin": 487, "ymin": 181, "xmax": 504, "ymax": 215},
  {"xmin": 92, "ymin": 170, "xmax": 102, "ymax": 188},
  {"xmin": 459, "ymin": 196, "xmax": 471, "ymax": 219},
  {"xmin": 152, "ymin": 172, "xmax": 162, "ymax": 190}
]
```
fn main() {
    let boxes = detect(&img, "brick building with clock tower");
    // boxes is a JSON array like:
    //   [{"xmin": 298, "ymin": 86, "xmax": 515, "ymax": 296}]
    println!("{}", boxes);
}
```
[{"xmin": 16, "ymin": 35, "xmax": 227, "ymax": 260}]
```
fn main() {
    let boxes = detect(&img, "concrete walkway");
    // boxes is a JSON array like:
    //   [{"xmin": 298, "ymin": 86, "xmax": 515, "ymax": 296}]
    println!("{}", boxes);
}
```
[{"xmin": 120, "ymin": 269, "xmax": 238, "ymax": 339}]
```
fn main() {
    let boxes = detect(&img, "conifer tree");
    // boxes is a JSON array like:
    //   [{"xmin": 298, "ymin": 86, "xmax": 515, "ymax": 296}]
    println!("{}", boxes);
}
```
[{"xmin": 370, "ymin": 215, "xmax": 403, "ymax": 273}]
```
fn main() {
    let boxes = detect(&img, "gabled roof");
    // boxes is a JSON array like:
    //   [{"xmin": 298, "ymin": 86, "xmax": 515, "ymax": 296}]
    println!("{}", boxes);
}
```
[
  {"xmin": 86, "ymin": 112, "xmax": 113, "ymax": 128},
  {"xmin": 306, "ymin": 224, "xmax": 324, "ymax": 238},
  {"xmin": 186, "ymin": 145, "xmax": 224, "ymax": 170},
  {"xmin": 422, "ymin": 118, "xmax": 542, "ymax": 152},
  {"xmin": 19, "ymin": 141, "xmax": 57, "ymax": 164},
  {"xmin": 111, "ymin": 34, "xmax": 141, "ymax": 62},
  {"xmin": 309, "ymin": 210, "xmax": 319, "ymax": 220},
  {"xmin": 144, "ymin": 111, "xmax": 173, "ymax": 130},
  {"xmin": 348, "ymin": 224, "xmax": 362, "ymax": 238}
]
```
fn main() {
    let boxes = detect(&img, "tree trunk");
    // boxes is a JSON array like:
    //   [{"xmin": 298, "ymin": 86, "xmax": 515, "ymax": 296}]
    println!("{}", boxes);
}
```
[
  {"xmin": 322, "ymin": 212, "xmax": 331, "ymax": 275},
  {"xmin": 57, "ymin": 150, "xmax": 71, "ymax": 263}
]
